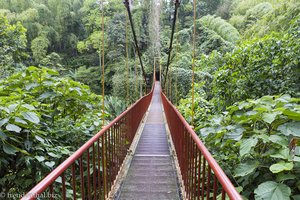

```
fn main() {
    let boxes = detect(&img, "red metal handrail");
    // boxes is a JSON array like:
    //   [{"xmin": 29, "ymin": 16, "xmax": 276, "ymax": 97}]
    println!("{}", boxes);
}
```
[
  {"xmin": 21, "ymin": 87, "xmax": 154, "ymax": 200},
  {"xmin": 161, "ymin": 92, "xmax": 242, "ymax": 200}
]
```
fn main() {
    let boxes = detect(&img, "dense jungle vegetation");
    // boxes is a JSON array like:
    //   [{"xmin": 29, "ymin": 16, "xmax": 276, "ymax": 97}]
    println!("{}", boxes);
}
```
[{"xmin": 0, "ymin": 0, "xmax": 299, "ymax": 199}]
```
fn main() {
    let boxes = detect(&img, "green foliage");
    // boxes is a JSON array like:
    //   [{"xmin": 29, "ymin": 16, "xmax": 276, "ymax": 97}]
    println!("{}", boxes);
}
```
[
  {"xmin": 244, "ymin": 2, "xmax": 300, "ymax": 38},
  {"xmin": 180, "ymin": 94, "xmax": 300, "ymax": 198},
  {"xmin": 0, "ymin": 16, "xmax": 27, "ymax": 78},
  {"xmin": 1, "ymin": 0, "xmax": 85, "ymax": 67},
  {"xmin": 254, "ymin": 181, "xmax": 291, "ymax": 200},
  {"xmin": 0, "ymin": 67, "xmax": 124, "ymax": 193},
  {"xmin": 178, "ymin": 82, "xmax": 214, "ymax": 124},
  {"xmin": 168, "ymin": 69, "xmax": 213, "ymax": 105},
  {"xmin": 215, "ymin": 0, "xmax": 233, "ymax": 19},
  {"xmin": 195, "ymin": 23, "xmax": 234, "ymax": 54},
  {"xmin": 40, "ymin": 52, "xmax": 63, "ymax": 70},
  {"xmin": 73, "ymin": 66, "xmax": 101, "ymax": 93},
  {"xmin": 1, "ymin": 0, "xmax": 152, "ymax": 96},
  {"xmin": 77, "ymin": 0, "xmax": 151, "ymax": 96},
  {"xmin": 201, "ymin": 15, "xmax": 240, "ymax": 43},
  {"xmin": 242, "ymin": 2, "xmax": 274, "ymax": 30},
  {"xmin": 199, "ymin": 0, "xmax": 222, "ymax": 16},
  {"xmin": 105, "ymin": 96, "xmax": 127, "ymax": 119},
  {"xmin": 31, "ymin": 36, "xmax": 50, "ymax": 64},
  {"xmin": 229, "ymin": 0, "xmax": 300, "ymax": 38},
  {"xmin": 231, "ymin": 0, "xmax": 284, "ymax": 16},
  {"xmin": 211, "ymin": 26, "xmax": 300, "ymax": 109},
  {"xmin": 112, "ymin": 72, "xmax": 144, "ymax": 103}
]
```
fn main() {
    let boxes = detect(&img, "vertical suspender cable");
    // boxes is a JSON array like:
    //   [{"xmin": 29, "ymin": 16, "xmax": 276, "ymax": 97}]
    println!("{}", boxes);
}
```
[
  {"xmin": 166, "ymin": 73, "xmax": 169, "ymax": 97},
  {"xmin": 100, "ymin": 0, "xmax": 107, "ymax": 197},
  {"xmin": 153, "ymin": 58, "xmax": 156, "ymax": 83},
  {"xmin": 134, "ymin": 50, "xmax": 138, "ymax": 97},
  {"xmin": 170, "ymin": 71, "xmax": 172, "ymax": 101},
  {"xmin": 124, "ymin": 0, "xmax": 147, "ymax": 86},
  {"xmin": 164, "ymin": 0, "xmax": 180, "ymax": 89},
  {"xmin": 160, "ymin": 61, "xmax": 162, "ymax": 85},
  {"xmin": 101, "ymin": 0, "xmax": 105, "ymax": 127},
  {"xmin": 191, "ymin": 0, "xmax": 196, "ymax": 126},
  {"xmin": 175, "ymin": 8, "xmax": 179, "ymax": 105},
  {"xmin": 125, "ymin": 10, "xmax": 129, "ymax": 105}
]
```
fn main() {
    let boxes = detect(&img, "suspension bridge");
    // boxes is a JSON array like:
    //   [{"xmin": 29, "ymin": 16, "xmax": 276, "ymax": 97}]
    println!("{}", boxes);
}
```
[
  {"xmin": 21, "ymin": 0, "xmax": 242, "ymax": 199},
  {"xmin": 21, "ymin": 79, "xmax": 242, "ymax": 200}
]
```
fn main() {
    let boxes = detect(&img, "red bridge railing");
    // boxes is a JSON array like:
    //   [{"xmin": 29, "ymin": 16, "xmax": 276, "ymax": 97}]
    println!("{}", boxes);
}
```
[
  {"xmin": 21, "ymin": 88, "xmax": 153, "ymax": 200},
  {"xmin": 161, "ymin": 92, "xmax": 242, "ymax": 200}
]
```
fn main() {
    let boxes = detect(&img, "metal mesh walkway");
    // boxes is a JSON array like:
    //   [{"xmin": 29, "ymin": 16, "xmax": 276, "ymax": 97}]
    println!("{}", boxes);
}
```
[{"xmin": 117, "ymin": 82, "xmax": 180, "ymax": 200}]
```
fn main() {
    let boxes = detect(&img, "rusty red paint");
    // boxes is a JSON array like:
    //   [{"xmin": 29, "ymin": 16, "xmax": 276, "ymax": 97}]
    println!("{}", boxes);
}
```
[
  {"xmin": 71, "ymin": 164, "xmax": 76, "ymax": 200},
  {"xmin": 61, "ymin": 173, "xmax": 66, "ymax": 200}
]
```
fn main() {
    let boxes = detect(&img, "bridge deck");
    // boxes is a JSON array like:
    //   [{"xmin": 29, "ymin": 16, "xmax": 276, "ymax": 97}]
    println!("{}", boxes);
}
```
[{"xmin": 117, "ymin": 82, "xmax": 180, "ymax": 200}]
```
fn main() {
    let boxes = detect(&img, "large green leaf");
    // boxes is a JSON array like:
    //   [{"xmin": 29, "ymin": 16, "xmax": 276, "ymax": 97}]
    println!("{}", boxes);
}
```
[
  {"xmin": 277, "ymin": 173, "xmax": 296, "ymax": 182},
  {"xmin": 254, "ymin": 181, "xmax": 291, "ymax": 200},
  {"xmin": 225, "ymin": 125, "xmax": 245, "ymax": 141},
  {"xmin": 283, "ymin": 110, "xmax": 300, "ymax": 120},
  {"xmin": 6, "ymin": 123, "xmax": 21, "ymax": 133},
  {"xmin": 293, "ymin": 195, "xmax": 300, "ymax": 200},
  {"xmin": 45, "ymin": 161, "xmax": 55, "ymax": 168},
  {"xmin": 8, "ymin": 104, "xmax": 18, "ymax": 112},
  {"xmin": 38, "ymin": 92, "xmax": 56, "ymax": 100},
  {"xmin": 15, "ymin": 117, "xmax": 28, "ymax": 125},
  {"xmin": 22, "ymin": 104, "xmax": 36, "ymax": 111},
  {"xmin": 276, "ymin": 94, "xmax": 291, "ymax": 102},
  {"xmin": 35, "ymin": 156, "xmax": 45, "ymax": 162},
  {"xmin": 3, "ymin": 143, "xmax": 18, "ymax": 155},
  {"xmin": 200, "ymin": 127, "xmax": 216, "ymax": 137},
  {"xmin": 48, "ymin": 152, "xmax": 61, "ymax": 158},
  {"xmin": 0, "ymin": 118, "xmax": 9, "ymax": 127},
  {"xmin": 0, "ymin": 131, "xmax": 7, "ymax": 139},
  {"xmin": 22, "ymin": 112, "xmax": 40, "ymax": 124},
  {"xmin": 240, "ymin": 137, "xmax": 258, "ymax": 157},
  {"xmin": 0, "ymin": 106, "xmax": 10, "ymax": 114},
  {"xmin": 269, "ymin": 135, "xmax": 288, "ymax": 146},
  {"xmin": 235, "ymin": 161, "xmax": 258, "ymax": 177},
  {"xmin": 277, "ymin": 122, "xmax": 300, "ymax": 137},
  {"xmin": 270, "ymin": 148, "xmax": 290, "ymax": 160},
  {"xmin": 262, "ymin": 113, "xmax": 277, "ymax": 124},
  {"xmin": 35, "ymin": 135, "xmax": 45, "ymax": 143},
  {"xmin": 270, "ymin": 161, "xmax": 293, "ymax": 173}
]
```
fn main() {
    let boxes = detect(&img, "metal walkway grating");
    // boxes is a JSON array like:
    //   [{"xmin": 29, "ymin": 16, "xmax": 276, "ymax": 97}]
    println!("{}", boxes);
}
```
[{"xmin": 117, "ymin": 82, "xmax": 180, "ymax": 200}]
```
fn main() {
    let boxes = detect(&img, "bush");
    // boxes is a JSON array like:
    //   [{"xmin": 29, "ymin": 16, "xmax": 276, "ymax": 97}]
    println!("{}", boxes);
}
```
[
  {"xmin": 198, "ymin": 95, "xmax": 300, "ymax": 199},
  {"xmin": 0, "ymin": 67, "xmax": 124, "ymax": 193},
  {"xmin": 211, "ymin": 26, "xmax": 300, "ymax": 109},
  {"xmin": 200, "ymin": 15, "xmax": 240, "ymax": 43}
]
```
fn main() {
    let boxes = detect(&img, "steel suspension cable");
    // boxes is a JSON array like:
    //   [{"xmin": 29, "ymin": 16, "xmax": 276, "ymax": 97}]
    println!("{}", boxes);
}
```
[
  {"xmin": 191, "ymin": 0, "xmax": 196, "ymax": 125},
  {"xmin": 164, "ymin": 0, "xmax": 180, "ymax": 88},
  {"xmin": 100, "ymin": 1, "xmax": 105, "ymax": 127},
  {"xmin": 125, "ymin": 9, "xmax": 129, "ymax": 105},
  {"xmin": 175, "ymin": 7, "xmax": 180, "ymax": 105},
  {"xmin": 100, "ymin": 0, "xmax": 108, "ymax": 197},
  {"xmin": 124, "ymin": 0, "xmax": 147, "ymax": 86},
  {"xmin": 170, "ymin": 71, "xmax": 172, "ymax": 101},
  {"xmin": 134, "ymin": 50, "xmax": 138, "ymax": 97}
]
